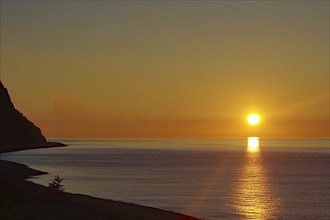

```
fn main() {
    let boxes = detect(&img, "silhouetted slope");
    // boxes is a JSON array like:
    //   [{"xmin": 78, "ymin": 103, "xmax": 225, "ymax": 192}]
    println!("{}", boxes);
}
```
[{"xmin": 0, "ymin": 81, "xmax": 64, "ymax": 152}]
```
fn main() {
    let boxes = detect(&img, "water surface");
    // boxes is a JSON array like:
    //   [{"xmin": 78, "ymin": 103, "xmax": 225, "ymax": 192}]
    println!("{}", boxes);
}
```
[{"xmin": 2, "ymin": 138, "xmax": 329, "ymax": 219}]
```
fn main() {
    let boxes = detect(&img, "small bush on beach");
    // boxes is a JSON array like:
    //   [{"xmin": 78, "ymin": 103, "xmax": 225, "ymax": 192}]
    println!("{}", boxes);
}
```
[{"xmin": 48, "ymin": 175, "xmax": 65, "ymax": 191}]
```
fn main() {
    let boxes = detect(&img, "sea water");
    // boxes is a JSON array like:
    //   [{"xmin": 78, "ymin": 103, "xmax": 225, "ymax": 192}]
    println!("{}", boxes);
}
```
[{"xmin": 2, "ymin": 138, "xmax": 329, "ymax": 220}]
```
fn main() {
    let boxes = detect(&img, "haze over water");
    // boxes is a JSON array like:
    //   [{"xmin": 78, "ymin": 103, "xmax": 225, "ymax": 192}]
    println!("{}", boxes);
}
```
[
  {"xmin": 1, "ymin": 1, "xmax": 329, "ymax": 138},
  {"xmin": 2, "ymin": 138, "xmax": 329, "ymax": 220},
  {"xmin": 1, "ymin": 1, "xmax": 329, "ymax": 219}
]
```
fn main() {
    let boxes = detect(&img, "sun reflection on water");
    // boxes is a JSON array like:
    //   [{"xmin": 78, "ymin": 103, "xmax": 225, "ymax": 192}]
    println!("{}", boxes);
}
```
[
  {"xmin": 247, "ymin": 137, "xmax": 259, "ymax": 152},
  {"xmin": 231, "ymin": 138, "xmax": 279, "ymax": 219}
]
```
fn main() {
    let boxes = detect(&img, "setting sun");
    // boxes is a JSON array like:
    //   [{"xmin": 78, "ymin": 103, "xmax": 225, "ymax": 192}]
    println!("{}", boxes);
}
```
[
  {"xmin": 0, "ymin": 1, "xmax": 329, "ymax": 220},
  {"xmin": 247, "ymin": 114, "xmax": 260, "ymax": 125}
]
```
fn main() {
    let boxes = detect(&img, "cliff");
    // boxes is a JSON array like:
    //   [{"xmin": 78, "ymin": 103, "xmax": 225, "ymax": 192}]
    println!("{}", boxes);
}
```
[{"xmin": 0, "ymin": 81, "xmax": 64, "ymax": 153}]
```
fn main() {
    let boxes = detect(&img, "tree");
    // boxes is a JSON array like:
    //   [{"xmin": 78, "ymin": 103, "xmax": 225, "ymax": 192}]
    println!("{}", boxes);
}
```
[{"xmin": 48, "ymin": 175, "xmax": 65, "ymax": 191}]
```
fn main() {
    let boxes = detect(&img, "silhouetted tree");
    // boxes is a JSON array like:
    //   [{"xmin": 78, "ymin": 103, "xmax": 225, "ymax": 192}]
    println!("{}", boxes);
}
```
[{"xmin": 48, "ymin": 175, "xmax": 65, "ymax": 191}]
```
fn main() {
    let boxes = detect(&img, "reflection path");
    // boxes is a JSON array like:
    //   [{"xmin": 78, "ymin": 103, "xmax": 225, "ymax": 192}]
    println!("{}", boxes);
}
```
[{"xmin": 232, "ymin": 137, "xmax": 279, "ymax": 219}]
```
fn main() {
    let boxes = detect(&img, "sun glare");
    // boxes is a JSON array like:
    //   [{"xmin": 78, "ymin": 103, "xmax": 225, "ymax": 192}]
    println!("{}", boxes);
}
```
[
  {"xmin": 247, "ymin": 137, "xmax": 259, "ymax": 152},
  {"xmin": 247, "ymin": 114, "xmax": 260, "ymax": 125}
]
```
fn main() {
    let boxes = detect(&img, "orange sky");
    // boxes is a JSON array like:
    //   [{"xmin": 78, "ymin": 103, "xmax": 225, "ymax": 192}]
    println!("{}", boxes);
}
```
[{"xmin": 1, "ymin": 1, "xmax": 329, "ymax": 138}]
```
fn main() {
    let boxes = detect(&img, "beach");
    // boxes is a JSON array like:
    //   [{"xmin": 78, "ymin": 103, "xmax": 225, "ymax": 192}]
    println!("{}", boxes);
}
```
[{"xmin": 0, "ymin": 146, "xmax": 200, "ymax": 220}]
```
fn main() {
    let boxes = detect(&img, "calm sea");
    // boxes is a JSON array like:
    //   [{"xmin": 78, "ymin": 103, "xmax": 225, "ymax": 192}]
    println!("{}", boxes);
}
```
[{"xmin": 2, "ymin": 138, "xmax": 329, "ymax": 220}]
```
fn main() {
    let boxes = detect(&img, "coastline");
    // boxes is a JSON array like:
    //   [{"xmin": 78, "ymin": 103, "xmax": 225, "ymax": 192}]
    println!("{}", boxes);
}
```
[
  {"xmin": 0, "ymin": 142, "xmax": 67, "ymax": 154},
  {"xmin": 0, "ymin": 145, "xmax": 200, "ymax": 220}
]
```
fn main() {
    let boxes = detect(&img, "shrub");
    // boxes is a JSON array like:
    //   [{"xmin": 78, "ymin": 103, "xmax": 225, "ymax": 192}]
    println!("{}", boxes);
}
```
[{"xmin": 48, "ymin": 174, "xmax": 65, "ymax": 191}]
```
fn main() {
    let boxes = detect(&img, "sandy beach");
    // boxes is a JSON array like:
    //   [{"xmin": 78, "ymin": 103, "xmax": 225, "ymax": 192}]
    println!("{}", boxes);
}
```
[{"xmin": 0, "ymin": 149, "xmax": 200, "ymax": 220}]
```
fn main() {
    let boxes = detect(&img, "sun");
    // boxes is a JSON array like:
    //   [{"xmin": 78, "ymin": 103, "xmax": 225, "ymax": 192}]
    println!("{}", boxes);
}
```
[{"xmin": 247, "ymin": 114, "xmax": 260, "ymax": 125}]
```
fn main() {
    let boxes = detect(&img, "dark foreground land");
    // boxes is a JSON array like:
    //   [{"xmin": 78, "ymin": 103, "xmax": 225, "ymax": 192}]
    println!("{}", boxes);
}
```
[{"xmin": 0, "ymin": 159, "xmax": 200, "ymax": 220}]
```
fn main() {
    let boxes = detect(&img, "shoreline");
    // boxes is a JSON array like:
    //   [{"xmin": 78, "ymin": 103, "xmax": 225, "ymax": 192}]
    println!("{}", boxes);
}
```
[
  {"xmin": 0, "ymin": 142, "xmax": 67, "ymax": 154},
  {"xmin": 0, "ymin": 145, "xmax": 200, "ymax": 220}
]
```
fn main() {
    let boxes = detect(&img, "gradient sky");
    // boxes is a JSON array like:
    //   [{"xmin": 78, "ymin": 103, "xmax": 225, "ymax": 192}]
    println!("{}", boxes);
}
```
[{"xmin": 1, "ymin": 0, "xmax": 329, "ymax": 138}]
